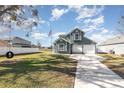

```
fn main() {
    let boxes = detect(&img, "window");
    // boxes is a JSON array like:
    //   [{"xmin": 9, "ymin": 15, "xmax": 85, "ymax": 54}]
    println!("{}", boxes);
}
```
[
  {"xmin": 59, "ymin": 44, "xmax": 65, "ymax": 51},
  {"xmin": 74, "ymin": 33, "xmax": 80, "ymax": 40}
]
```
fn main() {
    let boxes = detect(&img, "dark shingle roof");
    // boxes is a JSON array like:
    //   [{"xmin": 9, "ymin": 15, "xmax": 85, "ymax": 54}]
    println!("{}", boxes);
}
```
[{"xmin": 54, "ymin": 28, "xmax": 96, "ymax": 44}]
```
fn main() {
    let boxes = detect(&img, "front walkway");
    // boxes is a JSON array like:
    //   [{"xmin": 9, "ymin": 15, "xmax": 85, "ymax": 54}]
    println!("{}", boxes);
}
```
[{"xmin": 70, "ymin": 54, "xmax": 124, "ymax": 88}]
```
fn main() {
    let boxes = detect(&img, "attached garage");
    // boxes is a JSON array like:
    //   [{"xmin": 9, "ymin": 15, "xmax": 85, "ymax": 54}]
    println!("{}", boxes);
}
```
[
  {"xmin": 72, "ymin": 44, "xmax": 83, "ymax": 53},
  {"xmin": 72, "ymin": 44, "xmax": 96, "ymax": 54},
  {"xmin": 83, "ymin": 44, "xmax": 96, "ymax": 54}
]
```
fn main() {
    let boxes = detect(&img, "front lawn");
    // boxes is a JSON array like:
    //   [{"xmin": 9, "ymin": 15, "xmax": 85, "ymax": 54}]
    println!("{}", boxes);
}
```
[
  {"xmin": 0, "ymin": 50, "xmax": 77, "ymax": 88},
  {"xmin": 99, "ymin": 54, "xmax": 124, "ymax": 79}
]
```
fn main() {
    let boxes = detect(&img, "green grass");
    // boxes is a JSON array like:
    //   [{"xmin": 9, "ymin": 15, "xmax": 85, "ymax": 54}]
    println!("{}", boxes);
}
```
[
  {"xmin": 0, "ymin": 50, "xmax": 77, "ymax": 88},
  {"xmin": 99, "ymin": 54, "xmax": 124, "ymax": 79}
]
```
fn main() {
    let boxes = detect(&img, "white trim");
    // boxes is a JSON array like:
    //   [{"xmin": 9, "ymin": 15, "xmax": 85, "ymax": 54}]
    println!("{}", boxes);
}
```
[
  {"xmin": 58, "ymin": 43, "xmax": 65, "ymax": 51},
  {"xmin": 74, "ymin": 33, "xmax": 81, "ymax": 40}
]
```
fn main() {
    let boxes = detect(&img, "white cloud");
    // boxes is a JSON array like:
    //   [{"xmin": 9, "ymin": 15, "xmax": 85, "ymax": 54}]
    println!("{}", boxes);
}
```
[
  {"xmin": 84, "ymin": 16, "xmax": 104, "ymax": 26},
  {"xmin": 74, "ymin": 6, "xmax": 104, "ymax": 21},
  {"xmin": 31, "ymin": 31, "xmax": 66, "ymax": 41},
  {"xmin": 82, "ymin": 26, "xmax": 97, "ymax": 32},
  {"xmin": 89, "ymin": 34, "xmax": 109, "ymax": 44},
  {"xmin": 31, "ymin": 32, "xmax": 47, "ymax": 40},
  {"xmin": 15, "ymin": 17, "xmax": 45, "ymax": 32},
  {"xmin": 82, "ymin": 15, "xmax": 104, "ymax": 32},
  {"xmin": 50, "ymin": 8, "xmax": 68, "ymax": 21},
  {"xmin": 52, "ymin": 32, "xmax": 66, "ymax": 42},
  {"xmin": 0, "ymin": 24, "xmax": 11, "ymax": 34},
  {"xmin": 76, "ymin": 7, "xmax": 96, "ymax": 20},
  {"xmin": 89, "ymin": 30, "xmax": 114, "ymax": 44},
  {"xmin": 50, "ymin": 5, "xmax": 104, "ymax": 22},
  {"xmin": 68, "ymin": 5, "xmax": 84, "ymax": 11},
  {"xmin": 53, "ymin": 32, "xmax": 66, "ymax": 37},
  {"xmin": 68, "ymin": 5, "xmax": 104, "ymax": 21},
  {"xmin": 68, "ymin": 6, "xmax": 105, "ymax": 34},
  {"xmin": 101, "ymin": 29, "xmax": 109, "ymax": 33}
]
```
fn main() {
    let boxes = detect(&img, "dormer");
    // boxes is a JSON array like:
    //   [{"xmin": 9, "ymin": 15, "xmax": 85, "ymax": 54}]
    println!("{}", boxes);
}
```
[{"xmin": 66, "ymin": 28, "xmax": 85, "ymax": 41}]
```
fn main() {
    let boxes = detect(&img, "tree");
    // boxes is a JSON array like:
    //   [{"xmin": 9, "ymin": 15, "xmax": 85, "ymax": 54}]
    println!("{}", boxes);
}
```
[
  {"xmin": 37, "ymin": 41, "xmax": 42, "ymax": 49},
  {"xmin": 0, "ymin": 6, "xmax": 38, "ymax": 22},
  {"xmin": 0, "ymin": 5, "xmax": 40, "ymax": 36}
]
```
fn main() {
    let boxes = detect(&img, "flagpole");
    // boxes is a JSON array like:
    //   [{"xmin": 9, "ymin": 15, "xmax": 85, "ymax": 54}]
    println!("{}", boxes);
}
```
[
  {"xmin": 49, "ymin": 22, "xmax": 52, "ymax": 54},
  {"xmin": 51, "ymin": 31, "xmax": 52, "ymax": 54}
]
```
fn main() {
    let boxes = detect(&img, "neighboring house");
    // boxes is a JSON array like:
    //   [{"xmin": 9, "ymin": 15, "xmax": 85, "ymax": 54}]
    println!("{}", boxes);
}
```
[
  {"xmin": 1, "ymin": 36, "xmax": 31, "ymax": 47},
  {"xmin": 0, "ymin": 37, "xmax": 40, "ymax": 56},
  {"xmin": 53, "ymin": 28, "xmax": 96, "ymax": 54},
  {"xmin": 98, "ymin": 35, "xmax": 124, "ymax": 55},
  {"xmin": 0, "ymin": 40, "xmax": 10, "ymax": 47}
]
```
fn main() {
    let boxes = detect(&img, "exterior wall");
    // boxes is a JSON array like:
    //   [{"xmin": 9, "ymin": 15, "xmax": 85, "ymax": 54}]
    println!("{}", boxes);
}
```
[
  {"xmin": 53, "ymin": 39, "xmax": 70, "ymax": 54},
  {"xmin": 98, "ymin": 44, "xmax": 124, "ymax": 54},
  {"xmin": 69, "ymin": 29, "xmax": 84, "ymax": 42},
  {"xmin": 4, "ymin": 37, "xmax": 31, "ymax": 47},
  {"xmin": 0, "ymin": 47, "xmax": 39, "ymax": 56}
]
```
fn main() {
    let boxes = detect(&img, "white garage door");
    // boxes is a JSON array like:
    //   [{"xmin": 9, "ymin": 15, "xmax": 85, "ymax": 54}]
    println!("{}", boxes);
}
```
[
  {"xmin": 83, "ymin": 45, "xmax": 95, "ymax": 54},
  {"xmin": 72, "ymin": 44, "xmax": 83, "ymax": 53}
]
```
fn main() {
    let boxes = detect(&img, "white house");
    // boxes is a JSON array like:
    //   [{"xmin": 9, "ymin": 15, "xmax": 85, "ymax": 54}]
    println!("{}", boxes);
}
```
[
  {"xmin": 0, "ymin": 36, "xmax": 39, "ymax": 56},
  {"xmin": 98, "ymin": 35, "xmax": 124, "ymax": 55},
  {"xmin": 2, "ymin": 36, "xmax": 31, "ymax": 47}
]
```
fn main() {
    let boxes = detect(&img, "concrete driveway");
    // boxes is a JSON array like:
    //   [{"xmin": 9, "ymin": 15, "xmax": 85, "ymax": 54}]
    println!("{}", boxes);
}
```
[{"xmin": 70, "ymin": 54, "xmax": 124, "ymax": 88}]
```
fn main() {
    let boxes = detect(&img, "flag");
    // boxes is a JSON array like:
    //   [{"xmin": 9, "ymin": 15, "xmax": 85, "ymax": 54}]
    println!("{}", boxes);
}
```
[{"xmin": 48, "ymin": 30, "xmax": 52, "ymax": 37}]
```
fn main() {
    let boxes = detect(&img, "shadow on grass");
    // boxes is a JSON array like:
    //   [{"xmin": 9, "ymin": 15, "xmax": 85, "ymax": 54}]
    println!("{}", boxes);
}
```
[
  {"xmin": 0, "ymin": 60, "xmax": 77, "ymax": 76},
  {"xmin": 100, "ymin": 54, "xmax": 124, "ymax": 79},
  {"xmin": 0, "ymin": 54, "xmax": 77, "ymax": 87}
]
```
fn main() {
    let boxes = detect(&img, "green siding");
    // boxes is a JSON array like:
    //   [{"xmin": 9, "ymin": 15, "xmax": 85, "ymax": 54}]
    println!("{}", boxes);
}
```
[
  {"xmin": 54, "ymin": 39, "xmax": 70, "ymax": 54},
  {"xmin": 53, "ymin": 28, "xmax": 96, "ymax": 54}
]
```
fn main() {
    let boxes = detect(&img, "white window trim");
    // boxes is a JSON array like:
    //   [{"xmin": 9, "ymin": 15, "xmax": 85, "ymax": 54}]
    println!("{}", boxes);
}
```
[
  {"xmin": 59, "ymin": 43, "xmax": 65, "ymax": 51},
  {"xmin": 74, "ymin": 33, "xmax": 81, "ymax": 40}
]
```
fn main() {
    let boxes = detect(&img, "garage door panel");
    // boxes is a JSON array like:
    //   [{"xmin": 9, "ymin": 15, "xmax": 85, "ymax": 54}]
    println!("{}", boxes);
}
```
[
  {"xmin": 83, "ymin": 45, "xmax": 95, "ymax": 54},
  {"xmin": 72, "ymin": 44, "xmax": 82, "ymax": 53},
  {"xmin": 72, "ymin": 44, "xmax": 95, "ymax": 54}
]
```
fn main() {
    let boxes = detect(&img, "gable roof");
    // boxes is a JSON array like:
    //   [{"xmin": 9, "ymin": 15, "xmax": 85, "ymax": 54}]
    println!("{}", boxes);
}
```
[
  {"xmin": 54, "ymin": 28, "xmax": 96, "ymax": 44},
  {"xmin": 83, "ymin": 37, "xmax": 96, "ymax": 44},
  {"xmin": 99, "ymin": 35, "xmax": 124, "ymax": 46},
  {"xmin": 2, "ymin": 36, "xmax": 31, "ymax": 43},
  {"xmin": 67, "ymin": 28, "xmax": 85, "ymax": 36},
  {"xmin": 54, "ymin": 36, "xmax": 72, "ymax": 44}
]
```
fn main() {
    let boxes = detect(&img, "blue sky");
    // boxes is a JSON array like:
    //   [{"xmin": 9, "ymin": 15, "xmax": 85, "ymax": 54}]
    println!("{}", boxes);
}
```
[{"xmin": 0, "ymin": 5, "xmax": 124, "ymax": 46}]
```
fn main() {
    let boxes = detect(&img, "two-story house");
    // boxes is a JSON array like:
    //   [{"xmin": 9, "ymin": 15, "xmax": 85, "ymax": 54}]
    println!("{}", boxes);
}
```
[{"xmin": 53, "ymin": 28, "xmax": 96, "ymax": 54}]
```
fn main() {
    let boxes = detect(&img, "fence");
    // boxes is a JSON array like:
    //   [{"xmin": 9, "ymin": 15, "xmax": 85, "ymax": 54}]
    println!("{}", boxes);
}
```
[{"xmin": 0, "ymin": 47, "xmax": 39, "ymax": 56}]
